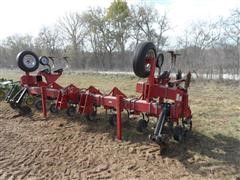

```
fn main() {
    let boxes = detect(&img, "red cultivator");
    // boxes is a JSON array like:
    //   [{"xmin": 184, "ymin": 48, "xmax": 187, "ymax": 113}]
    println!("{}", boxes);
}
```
[{"xmin": 9, "ymin": 42, "xmax": 192, "ymax": 145}]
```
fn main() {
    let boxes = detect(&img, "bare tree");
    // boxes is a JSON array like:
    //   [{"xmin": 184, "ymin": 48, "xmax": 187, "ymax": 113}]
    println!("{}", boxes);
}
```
[
  {"xmin": 177, "ymin": 20, "xmax": 220, "ymax": 76},
  {"xmin": 107, "ymin": 0, "xmax": 131, "ymax": 61},
  {"xmin": 1, "ymin": 34, "xmax": 34, "ymax": 67},
  {"xmin": 83, "ymin": 8, "xmax": 116, "ymax": 69},
  {"xmin": 223, "ymin": 9, "xmax": 240, "ymax": 75},
  {"xmin": 155, "ymin": 13, "xmax": 170, "ymax": 50},
  {"xmin": 58, "ymin": 12, "xmax": 86, "ymax": 68},
  {"xmin": 3, "ymin": 34, "xmax": 34, "ymax": 51},
  {"xmin": 130, "ymin": 5, "xmax": 170, "ymax": 51},
  {"xmin": 35, "ymin": 26, "xmax": 63, "ymax": 56}
]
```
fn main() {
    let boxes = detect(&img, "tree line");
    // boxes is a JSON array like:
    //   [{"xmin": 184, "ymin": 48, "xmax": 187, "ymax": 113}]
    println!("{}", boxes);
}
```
[{"xmin": 0, "ymin": 0, "xmax": 239, "ymax": 78}]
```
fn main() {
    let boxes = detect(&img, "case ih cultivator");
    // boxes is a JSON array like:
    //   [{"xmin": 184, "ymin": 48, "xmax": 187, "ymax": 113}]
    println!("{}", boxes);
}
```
[{"xmin": 6, "ymin": 42, "xmax": 192, "ymax": 145}]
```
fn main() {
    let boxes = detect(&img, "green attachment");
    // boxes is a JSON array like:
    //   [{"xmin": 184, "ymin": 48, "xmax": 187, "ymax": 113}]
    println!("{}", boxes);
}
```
[{"xmin": 0, "ymin": 79, "xmax": 20, "ymax": 101}]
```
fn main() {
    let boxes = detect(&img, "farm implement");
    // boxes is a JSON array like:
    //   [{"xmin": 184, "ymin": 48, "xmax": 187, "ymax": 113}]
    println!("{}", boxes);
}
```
[
  {"xmin": 5, "ymin": 52, "xmax": 67, "ymax": 113},
  {"xmin": 0, "ymin": 78, "xmax": 23, "ymax": 103},
  {"xmin": 0, "ymin": 78, "xmax": 14, "ymax": 100},
  {"xmin": 7, "ymin": 42, "xmax": 192, "ymax": 145}
]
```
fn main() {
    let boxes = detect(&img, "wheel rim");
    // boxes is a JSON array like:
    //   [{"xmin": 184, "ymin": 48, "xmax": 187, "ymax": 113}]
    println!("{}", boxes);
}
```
[
  {"xmin": 23, "ymin": 54, "xmax": 37, "ymax": 69},
  {"xmin": 144, "ymin": 64, "xmax": 151, "ymax": 72},
  {"xmin": 144, "ymin": 49, "xmax": 156, "ymax": 73},
  {"xmin": 25, "ymin": 96, "xmax": 35, "ymax": 106},
  {"xmin": 39, "ymin": 56, "xmax": 49, "ymax": 65},
  {"xmin": 183, "ymin": 118, "xmax": 192, "ymax": 131}
]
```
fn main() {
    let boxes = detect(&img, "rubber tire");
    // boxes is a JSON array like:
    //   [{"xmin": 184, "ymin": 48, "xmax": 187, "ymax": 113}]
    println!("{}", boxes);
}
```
[
  {"xmin": 34, "ymin": 99, "xmax": 42, "ymax": 111},
  {"xmin": 108, "ymin": 114, "xmax": 117, "ymax": 126},
  {"xmin": 176, "ymin": 70, "xmax": 182, "ymax": 80},
  {"xmin": 17, "ymin": 50, "xmax": 39, "ymax": 72},
  {"xmin": 39, "ymin": 56, "xmax": 49, "ymax": 65},
  {"xmin": 85, "ymin": 108, "xmax": 97, "ymax": 121},
  {"xmin": 182, "ymin": 118, "xmax": 192, "ymax": 136},
  {"xmin": 136, "ymin": 119, "xmax": 148, "ymax": 132},
  {"xmin": 133, "ymin": 42, "xmax": 156, "ymax": 78},
  {"xmin": 173, "ymin": 126, "xmax": 183, "ymax": 142},
  {"xmin": 156, "ymin": 53, "xmax": 164, "ymax": 68},
  {"xmin": 49, "ymin": 103, "xmax": 58, "ymax": 114},
  {"xmin": 66, "ymin": 106, "xmax": 76, "ymax": 117}
]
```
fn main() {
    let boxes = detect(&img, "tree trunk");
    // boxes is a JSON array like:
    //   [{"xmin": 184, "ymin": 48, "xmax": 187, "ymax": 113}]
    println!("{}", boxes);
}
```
[{"xmin": 219, "ymin": 64, "xmax": 223, "ymax": 81}]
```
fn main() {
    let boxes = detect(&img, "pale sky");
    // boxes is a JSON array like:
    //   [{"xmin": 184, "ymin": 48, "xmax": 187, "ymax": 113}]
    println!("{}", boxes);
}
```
[{"xmin": 0, "ymin": 0, "xmax": 239, "ymax": 45}]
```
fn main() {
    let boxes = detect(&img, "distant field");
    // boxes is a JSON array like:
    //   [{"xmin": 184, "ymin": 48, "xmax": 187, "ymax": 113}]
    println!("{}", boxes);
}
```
[{"xmin": 0, "ymin": 69, "xmax": 239, "ymax": 179}]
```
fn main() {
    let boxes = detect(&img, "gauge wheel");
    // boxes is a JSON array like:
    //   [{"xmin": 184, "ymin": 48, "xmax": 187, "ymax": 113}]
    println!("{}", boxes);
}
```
[
  {"xmin": 34, "ymin": 99, "xmax": 42, "ymax": 111},
  {"xmin": 39, "ymin": 56, "xmax": 49, "ymax": 65},
  {"xmin": 156, "ymin": 53, "xmax": 164, "ymax": 68},
  {"xmin": 25, "ymin": 96, "xmax": 35, "ymax": 106},
  {"xmin": 17, "ymin": 50, "xmax": 39, "ymax": 72},
  {"xmin": 66, "ymin": 106, "xmax": 76, "ymax": 117},
  {"xmin": 85, "ymin": 106, "xmax": 97, "ymax": 121},
  {"xmin": 108, "ymin": 114, "xmax": 117, "ymax": 126},
  {"xmin": 136, "ymin": 119, "xmax": 148, "ymax": 132},
  {"xmin": 133, "ymin": 42, "xmax": 156, "ymax": 78},
  {"xmin": 182, "ymin": 118, "xmax": 192, "ymax": 137},
  {"xmin": 49, "ymin": 103, "xmax": 58, "ymax": 114},
  {"xmin": 173, "ymin": 126, "xmax": 184, "ymax": 142}
]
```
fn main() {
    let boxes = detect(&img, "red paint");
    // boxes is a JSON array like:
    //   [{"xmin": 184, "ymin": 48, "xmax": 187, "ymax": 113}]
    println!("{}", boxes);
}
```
[
  {"xmin": 41, "ymin": 86, "xmax": 47, "ymax": 118},
  {"xmin": 116, "ymin": 95, "xmax": 123, "ymax": 140}
]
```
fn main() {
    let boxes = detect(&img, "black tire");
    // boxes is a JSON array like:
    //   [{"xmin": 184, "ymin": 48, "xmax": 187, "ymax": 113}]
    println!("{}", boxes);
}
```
[
  {"xmin": 173, "ymin": 126, "xmax": 184, "ymax": 142},
  {"xmin": 108, "ymin": 114, "xmax": 117, "ymax": 126},
  {"xmin": 133, "ymin": 42, "xmax": 156, "ymax": 78},
  {"xmin": 136, "ymin": 119, "xmax": 148, "ymax": 132},
  {"xmin": 182, "ymin": 118, "xmax": 192, "ymax": 136},
  {"xmin": 85, "ymin": 107, "xmax": 97, "ymax": 121},
  {"xmin": 156, "ymin": 53, "xmax": 164, "ymax": 68},
  {"xmin": 176, "ymin": 70, "xmax": 182, "ymax": 80},
  {"xmin": 34, "ymin": 99, "xmax": 42, "ymax": 111},
  {"xmin": 39, "ymin": 56, "xmax": 49, "ymax": 65},
  {"xmin": 66, "ymin": 106, "xmax": 76, "ymax": 117},
  {"xmin": 17, "ymin": 50, "xmax": 39, "ymax": 72},
  {"xmin": 49, "ymin": 103, "xmax": 58, "ymax": 114}
]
